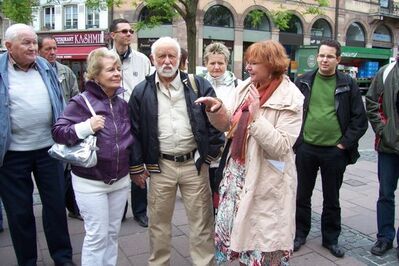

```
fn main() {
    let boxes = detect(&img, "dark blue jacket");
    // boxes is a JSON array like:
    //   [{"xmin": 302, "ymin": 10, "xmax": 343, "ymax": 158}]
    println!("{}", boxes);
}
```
[{"xmin": 128, "ymin": 71, "xmax": 225, "ymax": 174}]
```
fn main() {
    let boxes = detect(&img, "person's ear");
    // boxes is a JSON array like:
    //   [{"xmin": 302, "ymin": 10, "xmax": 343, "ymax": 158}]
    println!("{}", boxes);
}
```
[{"xmin": 5, "ymin": 41, "xmax": 11, "ymax": 51}]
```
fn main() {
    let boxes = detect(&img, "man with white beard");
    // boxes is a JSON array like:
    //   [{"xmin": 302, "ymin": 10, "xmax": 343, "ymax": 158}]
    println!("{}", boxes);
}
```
[{"xmin": 128, "ymin": 36, "xmax": 224, "ymax": 266}]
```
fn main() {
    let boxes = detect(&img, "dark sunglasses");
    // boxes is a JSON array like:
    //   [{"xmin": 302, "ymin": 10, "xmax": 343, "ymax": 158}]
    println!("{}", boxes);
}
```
[{"xmin": 115, "ymin": 29, "xmax": 134, "ymax": 34}]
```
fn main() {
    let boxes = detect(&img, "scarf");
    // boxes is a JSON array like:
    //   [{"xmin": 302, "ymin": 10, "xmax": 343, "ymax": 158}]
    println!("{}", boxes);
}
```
[
  {"xmin": 205, "ymin": 71, "xmax": 236, "ymax": 87},
  {"xmin": 229, "ymin": 77, "xmax": 283, "ymax": 163}
]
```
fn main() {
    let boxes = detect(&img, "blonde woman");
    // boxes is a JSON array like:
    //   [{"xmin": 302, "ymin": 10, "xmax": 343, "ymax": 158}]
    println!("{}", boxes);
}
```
[
  {"xmin": 203, "ymin": 42, "xmax": 241, "ymax": 212},
  {"xmin": 52, "ymin": 48, "xmax": 134, "ymax": 266}
]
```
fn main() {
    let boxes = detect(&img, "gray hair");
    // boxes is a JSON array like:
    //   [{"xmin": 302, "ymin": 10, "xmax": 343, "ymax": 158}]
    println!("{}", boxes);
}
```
[
  {"xmin": 5, "ymin": 24, "xmax": 36, "ymax": 42},
  {"xmin": 86, "ymin": 47, "xmax": 121, "ymax": 81},
  {"xmin": 151, "ymin": 37, "xmax": 181, "ymax": 58},
  {"xmin": 203, "ymin": 42, "xmax": 230, "ymax": 64}
]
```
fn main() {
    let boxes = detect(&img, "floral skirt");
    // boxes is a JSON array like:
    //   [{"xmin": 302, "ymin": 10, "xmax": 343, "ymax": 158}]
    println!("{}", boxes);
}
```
[{"xmin": 214, "ymin": 159, "xmax": 290, "ymax": 266}]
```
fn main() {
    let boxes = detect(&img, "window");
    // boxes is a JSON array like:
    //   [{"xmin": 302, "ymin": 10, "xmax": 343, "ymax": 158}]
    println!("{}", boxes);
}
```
[
  {"xmin": 204, "ymin": 5, "xmax": 234, "ymax": 28},
  {"xmin": 346, "ymin": 22, "xmax": 366, "ymax": 47},
  {"xmin": 310, "ymin": 19, "xmax": 332, "ymax": 45},
  {"xmin": 43, "ymin": 6, "xmax": 55, "ymax": 30},
  {"xmin": 86, "ymin": 7, "xmax": 99, "ymax": 28},
  {"xmin": 311, "ymin": 19, "xmax": 332, "ymax": 38},
  {"xmin": 244, "ymin": 10, "xmax": 270, "ymax": 31},
  {"xmin": 64, "ymin": 5, "xmax": 78, "ymax": 30},
  {"xmin": 380, "ymin": 0, "xmax": 389, "ymax": 8},
  {"xmin": 373, "ymin": 25, "xmax": 392, "ymax": 42},
  {"xmin": 281, "ymin": 16, "xmax": 303, "ymax": 34}
]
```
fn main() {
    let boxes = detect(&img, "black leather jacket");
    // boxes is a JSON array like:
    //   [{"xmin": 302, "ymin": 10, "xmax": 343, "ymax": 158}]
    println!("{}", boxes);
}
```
[
  {"xmin": 294, "ymin": 69, "xmax": 368, "ymax": 164},
  {"xmin": 128, "ymin": 71, "xmax": 225, "ymax": 174}
]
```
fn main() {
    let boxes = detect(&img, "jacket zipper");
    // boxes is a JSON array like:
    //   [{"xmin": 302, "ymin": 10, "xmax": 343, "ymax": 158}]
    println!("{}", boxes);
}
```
[{"xmin": 109, "ymin": 99, "xmax": 120, "ymax": 175}]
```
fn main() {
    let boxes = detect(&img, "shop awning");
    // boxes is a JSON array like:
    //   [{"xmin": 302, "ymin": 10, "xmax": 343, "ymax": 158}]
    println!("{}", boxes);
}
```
[
  {"xmin": 341, "ymin": 46, "xmax": 392, "ymax": 60},
  {"xmin": 56, "ymin": 46, "xmax": 103, "ymax": 60}
]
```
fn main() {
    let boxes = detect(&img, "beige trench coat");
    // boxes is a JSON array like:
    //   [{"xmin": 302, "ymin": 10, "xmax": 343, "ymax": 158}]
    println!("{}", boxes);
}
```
[{"xmin": 208, "ymin": 76, "xmax": 304, "ymax": 253}]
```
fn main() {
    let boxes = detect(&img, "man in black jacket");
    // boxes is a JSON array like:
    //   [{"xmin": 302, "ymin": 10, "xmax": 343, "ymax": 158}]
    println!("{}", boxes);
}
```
[
  {"xmin": 293, "ymin": 39, "xmax": 368, "ymax": 258},
  {"xmin": 128, "ymin": 37, "xmax": 224, "ymax": 266}
]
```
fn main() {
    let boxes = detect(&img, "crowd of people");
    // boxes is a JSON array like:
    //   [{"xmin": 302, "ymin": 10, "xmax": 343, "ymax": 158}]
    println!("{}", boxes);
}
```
[{"xmin": 0, "ymin": 20, "xmax": 398, "ymax": 266}]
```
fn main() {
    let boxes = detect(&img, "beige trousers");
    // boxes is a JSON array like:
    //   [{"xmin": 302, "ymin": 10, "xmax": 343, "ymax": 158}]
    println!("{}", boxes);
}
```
[{"xmin": 148, "ymin": 158, "xmax": 215, "ymax": 266}]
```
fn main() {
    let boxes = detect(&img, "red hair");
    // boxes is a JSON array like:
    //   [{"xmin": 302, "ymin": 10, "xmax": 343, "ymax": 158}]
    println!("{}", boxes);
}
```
[{"xmin": 245, "ymin": 40, "xmax": 289, "ymax": 78}]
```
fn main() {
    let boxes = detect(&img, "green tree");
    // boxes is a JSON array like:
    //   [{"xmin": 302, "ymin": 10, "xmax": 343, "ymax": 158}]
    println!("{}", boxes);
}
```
[
  {"xmin": 269, "ymin": 0, "xmax": 330, "ymax": 30},
  {"xmin": 133, "ymin": 0, "xmax": 199, "ymax": 73},
  {"xmin": 0, "ymin": 0, "xmax": 38, "ymax": 24}
]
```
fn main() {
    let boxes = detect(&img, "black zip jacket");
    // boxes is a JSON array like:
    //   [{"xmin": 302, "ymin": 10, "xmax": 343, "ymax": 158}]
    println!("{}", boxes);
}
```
[
  {"xmin": 128, "ymin": 71, "xmax": 225, "ymax": 174},
  {"xmin": 293, "ymin": 69, "xmax": 368, "ymax": 164}
]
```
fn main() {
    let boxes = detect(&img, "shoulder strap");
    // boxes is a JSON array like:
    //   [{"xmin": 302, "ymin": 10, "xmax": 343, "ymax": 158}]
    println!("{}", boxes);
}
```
[
  {"xmin": 234, "ymin": 78, "xmax": 238, "ymax": 87},
  {"xmin": 383, "ymin": 62, "xmax": 396, "ymax": 85},
  {"xmin": 188, "ymin": 74, "xmax": 198, "ymax": 95},
  {"xmin": 81, "ymin": 93, "xmax": 96, "ymax": 117}
]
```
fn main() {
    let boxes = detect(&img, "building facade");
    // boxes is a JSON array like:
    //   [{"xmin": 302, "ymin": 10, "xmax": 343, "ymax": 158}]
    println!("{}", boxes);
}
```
[
  {"xmin": 32, "ymin": 0, "xmax": 110, "ymax": 90},
  {"xmin": 113, "ymin": 0, "xmax": 399, "ymax": 81}
]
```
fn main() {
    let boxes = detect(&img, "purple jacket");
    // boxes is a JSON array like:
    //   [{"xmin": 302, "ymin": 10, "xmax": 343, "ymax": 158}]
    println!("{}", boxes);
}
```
[{"xmin": 52, "ymin": 81, "xmax": 134, "ymax": 184}]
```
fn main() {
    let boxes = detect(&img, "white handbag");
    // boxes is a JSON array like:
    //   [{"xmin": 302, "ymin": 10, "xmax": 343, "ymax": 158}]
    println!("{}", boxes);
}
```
[{"xmin": 48, "ymin": 94, "xmax": 98, "ymax": 168}]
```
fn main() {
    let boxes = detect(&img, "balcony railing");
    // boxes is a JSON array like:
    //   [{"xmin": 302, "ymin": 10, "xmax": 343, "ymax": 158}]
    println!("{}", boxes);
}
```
[{"xmin": 378, "ymin": 0, "xmax": 399, "ymax": 16}]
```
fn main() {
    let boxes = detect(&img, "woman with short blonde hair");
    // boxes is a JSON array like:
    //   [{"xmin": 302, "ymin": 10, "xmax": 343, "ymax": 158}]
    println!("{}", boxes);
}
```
[
  {"xmin": 202, "ymin": 42, "xmax": 240, "ymax": 214},
  {"xmin": 52, "ymin": 47, "xmax": 134, "ymax": 266}
]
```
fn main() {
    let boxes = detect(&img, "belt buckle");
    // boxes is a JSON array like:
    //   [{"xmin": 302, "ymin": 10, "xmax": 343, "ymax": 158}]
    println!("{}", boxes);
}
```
[
  {"xmin": 174, "ymin": 155, "xmax": 182, "ymax": 162},
  {"xmin": 106, "ymin": 178, "xmax": 117, "ymax": 185}
]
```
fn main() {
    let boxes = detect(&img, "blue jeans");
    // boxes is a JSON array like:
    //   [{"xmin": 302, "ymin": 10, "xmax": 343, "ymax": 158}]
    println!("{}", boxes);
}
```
[
  {"xmin": 376, "ymin": 152, "xmax": 399, "ymax": 245},
  {"xmin": 0, "ymin": 148, "xmax": 73, "ymax": 266}
]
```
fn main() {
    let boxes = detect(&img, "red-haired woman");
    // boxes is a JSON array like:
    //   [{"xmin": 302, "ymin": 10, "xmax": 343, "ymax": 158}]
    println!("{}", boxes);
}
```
[{"xmin": 196, "ymin": 40, "xmax": 304, "ymax": 265}]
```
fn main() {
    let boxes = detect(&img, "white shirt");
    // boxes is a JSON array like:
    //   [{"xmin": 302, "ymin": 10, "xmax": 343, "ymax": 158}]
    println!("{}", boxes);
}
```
[
  {"xmin": 8, "ymin": 63, "xmax": 54, "ymax": 151},
  {"xmin": 156, "ymin": 72, "xmax": 196, "ymax": 155}
]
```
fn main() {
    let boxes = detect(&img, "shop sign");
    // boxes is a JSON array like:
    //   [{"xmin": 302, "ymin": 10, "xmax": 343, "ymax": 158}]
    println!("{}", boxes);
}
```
[
  {"xmin": 307, "ymin": 54, "xmax": 317, "ymax": 68},
  {"xmin": 52, "ymin": 32, "xmax": 104, "ymax": 46},
  {"xmin": 373, "ymin": 33, "xmax": 391, "ymax": 42},
  {"xmin": 341, "ymin": 52, "xmax": 358, "ymax": 57}
]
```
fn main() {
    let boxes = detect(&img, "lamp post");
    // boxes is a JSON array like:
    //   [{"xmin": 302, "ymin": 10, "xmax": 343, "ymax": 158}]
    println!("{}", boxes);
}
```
[{"xmin": 334, "ymin": 0, "xmax": 339, "ymax": 40}]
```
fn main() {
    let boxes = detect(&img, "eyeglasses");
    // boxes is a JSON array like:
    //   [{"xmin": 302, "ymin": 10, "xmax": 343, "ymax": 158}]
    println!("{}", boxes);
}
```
[
  {"xmin": 317, "ymin": 54, "xmax": 337, "ymax": 60},
  {"xmin": 246, "ymin": 62, "xmax": 261, "ymax": 66},
  {"xmin": 114, "ymin": 29, "xmax": 134, "ymax": 35}
]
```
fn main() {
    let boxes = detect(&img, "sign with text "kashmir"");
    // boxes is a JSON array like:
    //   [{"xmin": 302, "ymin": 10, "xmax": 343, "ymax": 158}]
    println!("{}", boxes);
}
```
[{"xmin": 53, "ymin": 32, "xmax": 104, "ymax": 46}]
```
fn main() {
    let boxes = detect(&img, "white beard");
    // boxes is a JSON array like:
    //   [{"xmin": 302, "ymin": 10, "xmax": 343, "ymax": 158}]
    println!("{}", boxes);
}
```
[{"xmin": 156, "ymin": 64, "xmax": 178, "ymax": 78}]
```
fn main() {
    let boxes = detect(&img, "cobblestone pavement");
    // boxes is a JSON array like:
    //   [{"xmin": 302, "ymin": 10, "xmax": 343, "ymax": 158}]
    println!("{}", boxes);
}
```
[
  {"xmin": 306, "ymin": 213, "xmax": 399, "ymax": 266},
  {"xmin": 359, "ymin": 149, "xmax": 378, "ymax": 163},
  {"xmin": 2, "ymin": 154, "xmax": 399, "ymax": 265}
]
